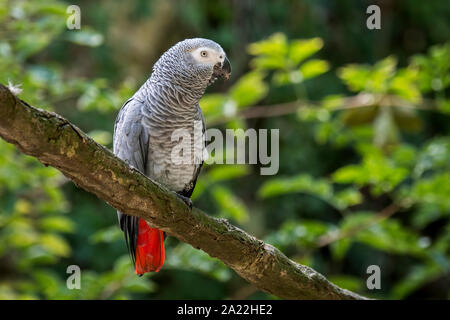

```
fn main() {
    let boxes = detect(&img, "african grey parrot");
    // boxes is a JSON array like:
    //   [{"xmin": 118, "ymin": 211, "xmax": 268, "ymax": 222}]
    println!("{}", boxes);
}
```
[{"xmin": 113, "ymin": 38, "xmax": 231, "ymax": 275}]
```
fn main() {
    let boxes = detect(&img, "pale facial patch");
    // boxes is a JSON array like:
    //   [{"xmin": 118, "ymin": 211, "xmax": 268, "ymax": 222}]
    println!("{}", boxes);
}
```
[{"xmin": 190, "ymin": 47, "xmax": 224, "ymax": 66}]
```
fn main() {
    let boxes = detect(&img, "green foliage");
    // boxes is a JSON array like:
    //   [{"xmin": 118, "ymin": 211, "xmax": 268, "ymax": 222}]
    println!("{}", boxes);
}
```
[
  {"xmin": 411, "ymin": 43, "xmax": 450, "ymax": 94},
  {"xmin": 265, "ymin": 219, "xmax": 332, "ymax": 250},
  {"xmin": 230, "ymin": 71, "xmax": 269, "ymax": 108},
  {"xmin": 211, "ymin": 186, "xmax": 249, "ymax": 223},
  {"xmin": 328, "ymin": 275, "xmax": 364, "ymax": 293},
  {"xmin": 0, "ymin": 0, "xmax": 146, "ymax": 300},
  {"xmin": 332, "ymin": 144, "xmax": 410, "ymax": 196},
  {"xmin": 200, "ymin": 71, "xmax": 269, "ymax": 123},
  {"xmin": 65, "ymin": 27, "xmax": 104, "ymax": 47},
  {"xmin": 0, "ymin": 140, "xmax": 73, "ymax": 298},
  {"xmin": 199, "ymin": 33, "xmax": 329, "ymax": 124},
  {"xmin": 248, "ymin": 34, "xmax": 329, "ymax": 86},
  {"xmin": 258, "ymin": 174, "xmax": 362, "ymax": 210},
  {"xmin": 338, "ymin": 212, "xmax": 427, "ymax": 256},
  {"xmin": 165, "ymin": 243, "xmax": 231, "ymax": 282},
  {"xmin": 251, "ymin": 34, "xmax": 449, "ymax": 299},
  {"xmin": 338, "ymin": 56, "xmax": 421, "ymax": 101}
]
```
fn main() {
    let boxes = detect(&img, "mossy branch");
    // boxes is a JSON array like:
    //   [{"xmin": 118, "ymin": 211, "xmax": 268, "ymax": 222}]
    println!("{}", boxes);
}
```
[{"xmin": 0, "ymin": 84, "xmax": 367, "ymax": 300}]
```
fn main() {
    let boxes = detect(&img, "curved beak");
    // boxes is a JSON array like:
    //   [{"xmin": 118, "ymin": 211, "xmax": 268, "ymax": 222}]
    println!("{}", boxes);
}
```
[
  {"xmin": 222, "ymin": 56, "xmax": 232, "ymax": 80},
  {"xmin": 213, "ymin": 56, "xmax": 232, "ymax": 81}
]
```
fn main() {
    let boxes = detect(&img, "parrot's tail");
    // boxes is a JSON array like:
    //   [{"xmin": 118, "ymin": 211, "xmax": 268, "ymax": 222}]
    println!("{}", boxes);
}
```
[{"xmin": 135, "ymin": 219, "xmax": 165, "ymax": 274}]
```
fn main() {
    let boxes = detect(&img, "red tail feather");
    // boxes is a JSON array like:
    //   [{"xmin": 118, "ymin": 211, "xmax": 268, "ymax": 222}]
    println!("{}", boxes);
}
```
[{"xmin": 135, "ymin": 219, "xmax": 165, "ymax": 274}]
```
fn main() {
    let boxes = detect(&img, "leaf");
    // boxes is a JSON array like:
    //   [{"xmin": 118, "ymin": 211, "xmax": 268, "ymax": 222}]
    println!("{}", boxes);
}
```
[
  {"xmin": 329, "ymin": 275, "xmax": 364, "ymax": 292},
  {"xmin": 330, "ymin": 238, "xmax": 352, "ymax": 260},
  {"xmin": 414, "ymin": 137, "xmax": 450, "ymax": 177},
  {"xmin": 338, "ymin": 56, "xmax": 397, "ymax": 93},
  {"xmin": 333, "ymin": 188, "xmax": 363, "ymax": 210},
  {"xmin": 297, "ymin": 106, "xmax": 330, "ymax": 122},
  {"xmin": 338, "ymin": 64, "xmax": 372, "ymax": 92},
  {"xmin": 211, "ymin": 186, "xmax": 249, "ymax": 223},
  {"xmin": 321, "ymin": 95, "xmax": 346, "ymax": 110},
  {"xmin": 332, "ymin": 165, "xmax": 366, "ymax": 185},
  {"xmin": 390, "ymin": 68, "xmax": 421, "ymax": 103},
  {"xmin": 65, "ymin": 28, "xmax": 104, "ymax": 47},
  {"xmin": 39, "ymin": 234, "xmax": 71, "ymax": 257},
  {"xmin": 265, "ymin": 220, "xmax": 332, "ymax": 249},
  {"xmin": 410, "ymin": 172, "xmax": 450, "ymax": 211},
  {"xmin": 391, "ymin": 144, "xmax": 417, "ymax": 168},
  {"xmin": 229, "ymin": 71, "xmax": 268, "ymax": 108},
  {"xmin": 76, "ymin": 79, "xmax": 121, "ymax": 113},
  {"xmin": 370, "ymin": 56, "xmax": 397, "ymax": 92},
  {"xmin": 16, "ymin": 33, "xmax": 52, "ymax": 59},
  {"xmin": 248, "ymin": 33, "xmax": 288, "ymax": 56},
  {"xmin": 259, "ymin": 175, "xmax": 362, "ymax": 210},
  {"xmin": 36, "ymin": 4, "xmax": 68, "ymax": 16},
  {"xmin": 299, "ymin": 59, "xmax": 329, "ymax": 80},
  {"xmin": 207, "ymin": 165, "xmax": 250, "ymax": 182},
  {"xmin": 411, "ymin": 204, "xmax": 447, "ymax": 228},
  {"xmin": 339, "ymin": 212, "xmax": 426, "ymax": 256},
  {"xmin": 88, "ymin": 130, "xmax": 112, "ymax": 146},
  {"xmin": 332, "ymin": 147, "xmax": 409, "ymax": 195},
  {"xmin": 39, "ymin": 217, "xmax": 74, "ymax": 233},
  {"xmin": 258, "ymin": 174, "xmax": 333, "ymax": 201},
  {"xmin": 166, "ymin": 243, "xmax": 231, "ymax": 282},
  {"xmin": 411, "ymin": 43, "xmax": 450, "ymax": 93},
  {"xmin": 32, "ymin": 270, "xmax": 62, "ymax": 299},
  {"xmin": 200, "ymin": 93, "xmax": 227, "ymax": 120},
  {"xmin": 90, "ymin": 225, "xmax": 123, "ymax": 244},
  {"xmin": 248, "ymin": 33, "xmax": 288, "ymax": 70},
  {"xmin": 340, "ymin": 105, "xmax": 378, "ymax": 126},
  {"xmin": 272, "ymin": 70, "xmax": 291, "ymax": 86},
  {"xmin": 391, "ymin": 263, "xmax": 444, "ymax": 299},
  {"xmin": 112, "ymin": 255, "xmax": 134, "ymax": 274},
  {"xmin": 122, "ymin": 276, "xmax": 155, "ymax": 293},
  {"xmin": 251, "ymin": 55, "xmax": 286, "ymax": 70},
  {"xmin": 288, "ymin": 38, "xmax": 324, "ymax": 65}
]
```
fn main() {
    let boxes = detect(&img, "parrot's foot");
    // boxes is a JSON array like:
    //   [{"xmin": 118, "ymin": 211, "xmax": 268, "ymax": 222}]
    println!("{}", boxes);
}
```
[{"xmin": 174, "ymin": 192, "xmax": 193, "ymax": 209}]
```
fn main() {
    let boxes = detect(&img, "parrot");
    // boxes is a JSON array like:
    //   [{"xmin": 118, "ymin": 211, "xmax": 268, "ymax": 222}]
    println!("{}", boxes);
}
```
[{"xmin": 113, "ymin": 38, "xmax": 231, "ymax": 275}]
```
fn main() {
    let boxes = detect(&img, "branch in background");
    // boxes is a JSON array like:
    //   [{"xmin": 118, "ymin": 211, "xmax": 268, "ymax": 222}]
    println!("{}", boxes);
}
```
[
  {"xmin": 210, "ymin": 93, "xmax": 437, "ymax": 126},
  {"xmin": 0, "ymin": 84, "xmax": 368, "ymax": 300}
]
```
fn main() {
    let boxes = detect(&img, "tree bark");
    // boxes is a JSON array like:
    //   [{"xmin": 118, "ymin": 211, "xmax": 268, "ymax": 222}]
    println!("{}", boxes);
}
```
[{"xmin": 0, "ymin": 84, "xmax": 367, "ymax": 300}]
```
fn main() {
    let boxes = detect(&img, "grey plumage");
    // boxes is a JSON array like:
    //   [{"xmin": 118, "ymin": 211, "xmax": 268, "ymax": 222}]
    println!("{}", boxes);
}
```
[{"xmin": 113, "ymin": 38, "xmax": 231, "ymax": 267}]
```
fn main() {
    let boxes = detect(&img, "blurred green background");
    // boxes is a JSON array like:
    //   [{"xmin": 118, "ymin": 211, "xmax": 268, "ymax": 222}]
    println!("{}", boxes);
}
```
[{"xmin": 0, "ymin": 0, "xmax": 449, "ymax": 299}]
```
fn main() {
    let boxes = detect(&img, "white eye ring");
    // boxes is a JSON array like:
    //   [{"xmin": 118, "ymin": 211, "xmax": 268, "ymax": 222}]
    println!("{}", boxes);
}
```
[{"xmin": 200, "ymin": 50, "xmax": 208, "ymax": 57}]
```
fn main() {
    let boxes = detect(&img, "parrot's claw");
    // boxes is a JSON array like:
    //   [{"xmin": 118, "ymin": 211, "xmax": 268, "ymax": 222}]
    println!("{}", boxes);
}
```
[{"xmin": 175, "ymin": 193, "xmax": 193, "ymax": 209}]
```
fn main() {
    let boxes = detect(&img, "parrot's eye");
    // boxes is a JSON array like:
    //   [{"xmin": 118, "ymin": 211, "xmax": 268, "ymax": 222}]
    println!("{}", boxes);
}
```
[{"xmin": 200, "ymin": 50, "xmax": 208, "ymax": 57}]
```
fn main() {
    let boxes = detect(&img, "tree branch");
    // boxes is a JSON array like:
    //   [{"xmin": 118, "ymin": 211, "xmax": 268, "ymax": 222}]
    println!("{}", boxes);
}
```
[
  {"xmin": 0, "ymin": 84, "xmax": 367, "ymax": 300},
  {"xmin": 209, "ymin": 93, "xmax": 437, "ymax": 126}
]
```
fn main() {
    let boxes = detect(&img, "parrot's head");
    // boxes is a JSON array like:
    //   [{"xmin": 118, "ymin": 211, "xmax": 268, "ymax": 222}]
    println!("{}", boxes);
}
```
[{"xmin": 152, "ymin": 38, "xmax": 231, "ymax": 90}]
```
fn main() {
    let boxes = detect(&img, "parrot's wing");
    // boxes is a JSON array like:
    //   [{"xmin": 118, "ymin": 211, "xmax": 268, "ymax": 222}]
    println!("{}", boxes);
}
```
[
  {"xmin": 178, "ymin": 105, "xmax": 205, "ymax": 198},
  {"xmin": 113, "ymin": 98, "xmax": 149, "ymax": 265}
]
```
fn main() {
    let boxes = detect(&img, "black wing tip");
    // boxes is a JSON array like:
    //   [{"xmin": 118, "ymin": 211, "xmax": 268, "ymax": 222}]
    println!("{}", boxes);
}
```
[{"xmin": 118, "ymin": 211, "xmax": 139, "ymax": 267}]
